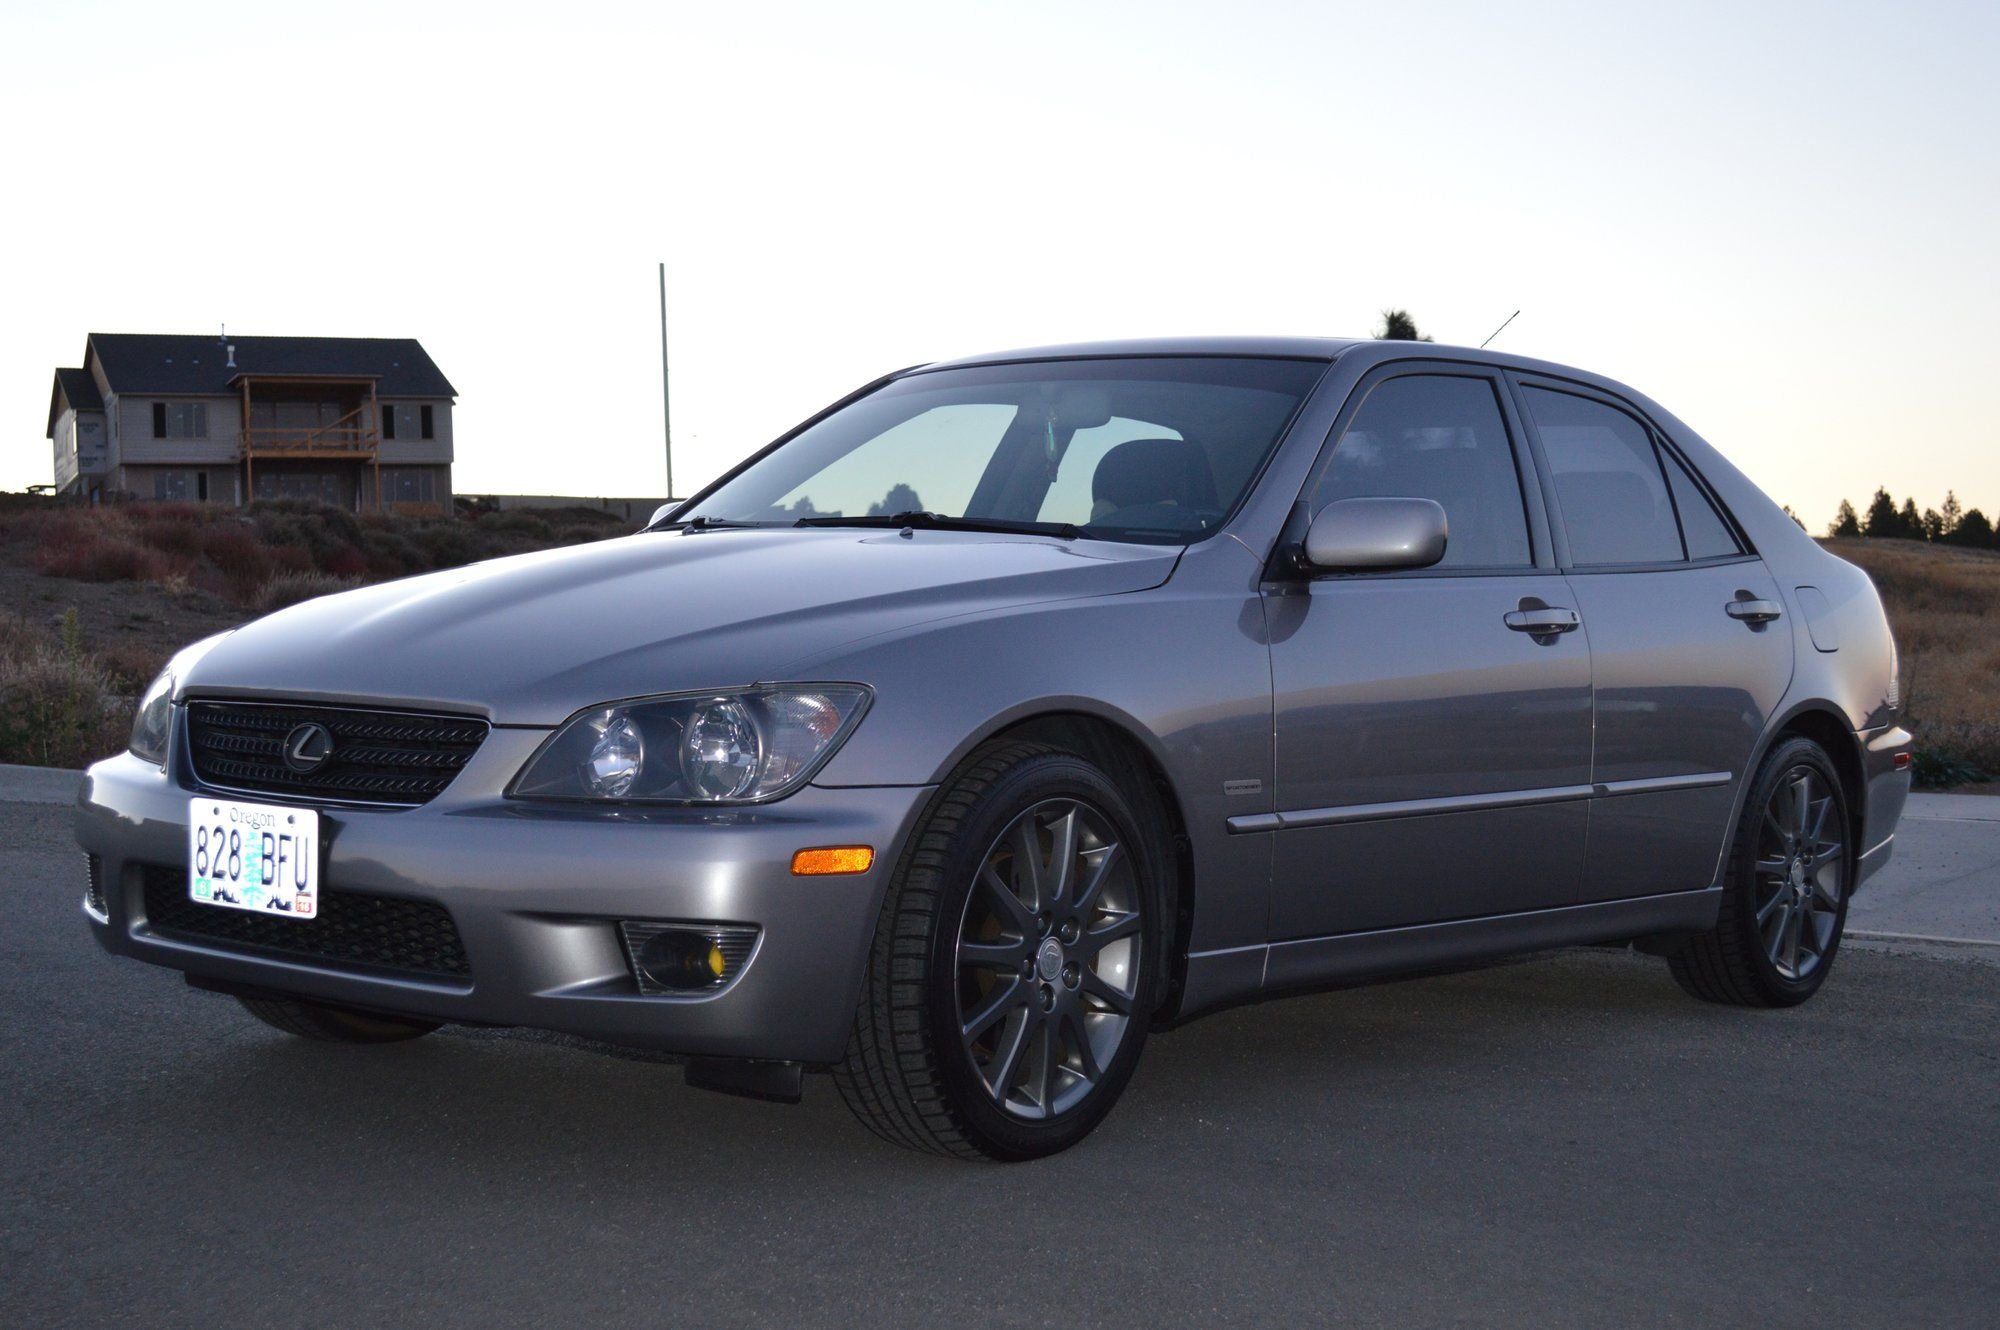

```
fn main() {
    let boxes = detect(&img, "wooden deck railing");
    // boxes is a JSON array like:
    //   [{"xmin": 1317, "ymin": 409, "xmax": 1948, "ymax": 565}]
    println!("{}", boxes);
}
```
[{"xmin": 240, "ymin": 404, "xmax": 379, "ymax": 457}]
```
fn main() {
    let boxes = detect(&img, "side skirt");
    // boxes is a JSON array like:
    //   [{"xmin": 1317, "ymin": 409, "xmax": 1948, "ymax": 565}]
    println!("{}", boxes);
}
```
[{"xmin": 1174, "ymin": 887, "xmax": 1722, "ymax": 1023}]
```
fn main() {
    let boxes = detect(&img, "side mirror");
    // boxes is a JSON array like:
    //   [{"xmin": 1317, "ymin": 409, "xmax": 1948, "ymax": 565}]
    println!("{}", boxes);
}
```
[
  {"xmin": 1301, "ymin": 497, "xmax": 1448, "ymax": 572},
  {"xmin": 649, "ymin": 503, "xmax": 679, "ymax": 528}
]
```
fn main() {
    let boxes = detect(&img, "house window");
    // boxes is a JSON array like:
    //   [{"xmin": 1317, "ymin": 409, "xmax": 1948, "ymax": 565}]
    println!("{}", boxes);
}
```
[
  {"xmin": 153, "ymin": 469, "xmax": 196, "ymax": 500},
  {"xmin": 382, "ymin": 468, "xmax": 437, "ymax": 503},
  {"xmin": 153, "ymin": 402, "xmax": 208, "ymax": 439},
  {"xmin": 420, "ymin": 404, "xmax": 435, "ymax": 440},
  {"xmin": 382, "ymin": 405, "xmax": 397, "ymax": 439}
]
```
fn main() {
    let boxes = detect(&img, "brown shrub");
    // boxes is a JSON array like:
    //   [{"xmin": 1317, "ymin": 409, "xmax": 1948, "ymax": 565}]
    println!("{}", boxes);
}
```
[
  {"xmin": 0, "ymin": 610, "xmax": 128, "ymax": 768},
  {"xmin": 255, "ymin": 571, "xmax": 361, "ymax": 614},
  {"xmin": 35, "ymin": 529, "xmax": 181, "ymax": 584}
]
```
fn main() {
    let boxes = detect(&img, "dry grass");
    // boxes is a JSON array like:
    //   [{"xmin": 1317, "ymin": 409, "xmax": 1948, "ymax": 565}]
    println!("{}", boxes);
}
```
[
  {"xmin": 0, "ymin": 497, "xmax": 630, "ymax": 612},
  {"xmin": 1823, "ymin": 537, "xmax": 2000, "ymax": 778}
]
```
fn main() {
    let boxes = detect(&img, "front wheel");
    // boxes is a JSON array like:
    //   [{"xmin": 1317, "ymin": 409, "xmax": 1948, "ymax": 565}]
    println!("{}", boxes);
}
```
[
  {"xmin": 835, "ymin": 741, "xmax": 1163, "ymax": 1160},
  {"xmin": 1667, "ymin": 736, "xmax": 1852, "ymax": 1007}
]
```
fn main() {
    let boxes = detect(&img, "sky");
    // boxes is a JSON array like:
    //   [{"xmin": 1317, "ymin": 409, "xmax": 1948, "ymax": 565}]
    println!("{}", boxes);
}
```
[{"xmin": 3, "ymin": 0, "xmax": 1995, "ymax": 531}]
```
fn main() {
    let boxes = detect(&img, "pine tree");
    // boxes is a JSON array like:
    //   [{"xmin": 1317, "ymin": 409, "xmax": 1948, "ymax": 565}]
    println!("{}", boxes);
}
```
[
  {"xmin": 1899, "ymin": 497, "xmax": 1922, "ymax": 538},
  {"xmin": 1940, "ymin": 490, "xmax": 1963, "ymax": 536},
  {"xmin": 1922, "ymin": 507, "xmax": 1945, "ymax": 541},
  {"xmin": 1374, "ymin": 310, "xmax": 1434, "ymax": 342},
  {"xmin": 1862, "ymin": 488, "xmax": 1900, "ymax": 538},
  {"xmin": 1951, "ymin": 507, "xmax": 1994, "ymax": 548},
  {"xmin": 1781, "ymin": 505, "xmax": 1808, "ymax": 530},
  {"xmin": 1829, "ymin": 499, "xmax": 1860, "ymax": 538}
]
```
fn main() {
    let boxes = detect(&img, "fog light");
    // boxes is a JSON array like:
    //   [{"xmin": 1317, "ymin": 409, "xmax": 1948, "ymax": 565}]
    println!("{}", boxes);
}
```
[
  {"xmin": 791, "ymin": 846, "xmax": 875, "ymax": 876},
  {"xmin": 618, "ymin": 921, "xmax": 760, "ymax": 996},
  {"xmin": 637, "ymin": 931, "xmax": 725, "ymax": 990}
]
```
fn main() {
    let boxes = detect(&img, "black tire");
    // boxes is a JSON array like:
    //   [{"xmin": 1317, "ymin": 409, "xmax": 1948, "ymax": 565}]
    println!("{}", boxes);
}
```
[
  {"xmin": 834, "ymin": 740, "xmax": 1165, "ymax": 1160},
  {"xmin": 1667, "ymin": 736, "xmax": 1853, "ymax": 1007},
  {"xmin": 236, "ymin": 994, "xmax": 442, "ymax": 1043}
]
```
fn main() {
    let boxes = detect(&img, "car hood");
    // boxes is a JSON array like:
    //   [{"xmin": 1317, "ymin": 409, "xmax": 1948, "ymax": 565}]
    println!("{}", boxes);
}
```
[{"xmin": 182, "ymin": 529, "xmax": 1180, "ymax": 725}]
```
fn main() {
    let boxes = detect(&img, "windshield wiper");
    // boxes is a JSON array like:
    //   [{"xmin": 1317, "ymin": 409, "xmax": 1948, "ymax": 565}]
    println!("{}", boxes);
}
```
[
  {"xmin": 670, "ymin": 516, "xmax": 776, "ymax": 533},
  {"xmin": 794, "ymin": 511, "xmax": 1091, "ymax": 540}
]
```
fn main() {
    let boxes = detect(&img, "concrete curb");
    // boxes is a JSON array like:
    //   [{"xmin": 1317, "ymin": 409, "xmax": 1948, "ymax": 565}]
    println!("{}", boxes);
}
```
[
  {"xmin": 0, "ymin": 764, "xmax": 82, "ymax": 806},
  {"xmin": 1902, "ymin": 792, "xmax": 2000, "ymax": 823}
]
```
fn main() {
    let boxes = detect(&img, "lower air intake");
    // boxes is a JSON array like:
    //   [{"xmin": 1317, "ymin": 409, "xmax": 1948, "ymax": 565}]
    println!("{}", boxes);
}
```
[
  {"xmin": 141, "ymin": 864, "xmax": 471, "ymax": 981},
  {"xmin": 85, "ymin": 854, "xmax": 107, "ymax": 917}
]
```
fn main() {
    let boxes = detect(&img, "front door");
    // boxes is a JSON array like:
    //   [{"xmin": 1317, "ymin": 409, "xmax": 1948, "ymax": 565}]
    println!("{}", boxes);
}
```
[{"xmin": 1263, "ymin": 369, "xmax": 1594, "ymax": 941}]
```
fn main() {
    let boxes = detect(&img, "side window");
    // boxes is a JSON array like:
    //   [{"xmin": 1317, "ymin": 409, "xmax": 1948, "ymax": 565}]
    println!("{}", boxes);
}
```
[
  {"xmin": 1661, "ymin": 446, "xmax": 1742, "ymax": 560},
  {"xmin": 1524, "ymin": 387, "xmax": 1681, "ymax": 566},
  {"xmin": 1313, "ymin": 374, "xmax": 1532, "ymax": 569}
]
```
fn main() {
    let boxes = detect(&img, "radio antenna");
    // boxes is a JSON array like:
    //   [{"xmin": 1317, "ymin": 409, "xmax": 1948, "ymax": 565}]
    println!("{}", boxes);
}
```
[{"xmin": 1478, "ymin": 310, "xmax": 1520, "ymax": 349}]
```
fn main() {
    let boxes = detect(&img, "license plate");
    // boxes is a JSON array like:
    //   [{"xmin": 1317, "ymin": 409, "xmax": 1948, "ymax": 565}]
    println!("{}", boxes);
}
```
[{"xmin": 187, "ymin": 797, "xmax": 320, "ymax": 921}]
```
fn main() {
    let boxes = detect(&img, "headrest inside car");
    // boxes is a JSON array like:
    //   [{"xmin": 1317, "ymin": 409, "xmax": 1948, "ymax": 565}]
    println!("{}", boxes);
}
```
[{"xmin": 1091, "ymin": 438, "xmax": 1219, "ymax": 518}]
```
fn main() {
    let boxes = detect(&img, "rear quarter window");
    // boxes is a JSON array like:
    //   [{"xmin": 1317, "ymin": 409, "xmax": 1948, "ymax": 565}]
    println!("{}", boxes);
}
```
[{"xmin": 1661, "ymin": 446, "xmax": 1744, "ymax": 560}]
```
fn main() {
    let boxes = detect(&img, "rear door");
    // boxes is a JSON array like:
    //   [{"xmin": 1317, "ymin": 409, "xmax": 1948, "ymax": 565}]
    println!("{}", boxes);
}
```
[
  {"xmin": 1514, "ymin": 378, "xmax": 1794, "ymax": 900},
  {"xmin": 1263, "ymin": 367, "xmax": 1593, "ymax": 940}
]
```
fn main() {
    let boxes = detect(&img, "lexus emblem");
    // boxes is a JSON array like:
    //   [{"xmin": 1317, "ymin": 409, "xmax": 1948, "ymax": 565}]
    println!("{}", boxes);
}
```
[{"xmin": 282, "ymin": 722, "xmax": 336, "ymax": 774}]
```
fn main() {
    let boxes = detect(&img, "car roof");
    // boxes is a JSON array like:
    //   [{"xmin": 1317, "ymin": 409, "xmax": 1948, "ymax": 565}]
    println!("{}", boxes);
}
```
[
  {"xmin": 913, "ymin": 336, "xmax": 1659, "ymax": 401},
  {"xmin": 919, "ymin": 335, "xmax": 1367, "ymax": 369}
]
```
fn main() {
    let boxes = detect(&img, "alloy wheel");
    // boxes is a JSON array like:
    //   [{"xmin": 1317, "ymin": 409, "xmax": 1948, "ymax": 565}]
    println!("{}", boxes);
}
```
[
  {"xmin": 953, "ymin": 798, "xmax": 1142, "ymax": 1119},
  {"xmin": 1751, "ymin": 766, "xmax": 1845, "ymax": 981}
]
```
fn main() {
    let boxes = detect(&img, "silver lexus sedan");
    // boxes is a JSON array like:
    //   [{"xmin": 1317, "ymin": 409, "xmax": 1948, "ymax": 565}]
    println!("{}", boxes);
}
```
[{"xmin": 78, "ymin": 338, "xmax": 1912, "ymax": 1160}]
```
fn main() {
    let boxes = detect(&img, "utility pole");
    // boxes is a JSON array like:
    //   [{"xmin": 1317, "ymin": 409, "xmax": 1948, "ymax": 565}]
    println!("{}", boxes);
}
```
[{"xmin": 658, "ymin": 262, "xmax": 674, "ymax": 498}]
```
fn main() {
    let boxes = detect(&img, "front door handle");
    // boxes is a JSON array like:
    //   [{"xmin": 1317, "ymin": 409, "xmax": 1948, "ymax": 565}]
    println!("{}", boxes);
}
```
[
  {"xmin": 1504, "ymin": 607, "xmax": 1580, "ymax": 634},
  {"xmin": 1726, "ymin": 598, "xmax": 1784, "ymax": 624}
]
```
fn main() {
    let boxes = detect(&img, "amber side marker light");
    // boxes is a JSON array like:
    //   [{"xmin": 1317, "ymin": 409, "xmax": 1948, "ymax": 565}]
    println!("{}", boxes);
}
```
[{"xmin": 792, "ymin": 846, "xmax": 875, "ymax": 876}]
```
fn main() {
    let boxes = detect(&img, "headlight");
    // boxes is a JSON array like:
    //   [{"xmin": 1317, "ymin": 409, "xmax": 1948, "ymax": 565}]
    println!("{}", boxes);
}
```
[
  {"xmin": 510, "ymin": 685, "xmax": 870, "ymax": 804},
  {"xmin": 128, "ymin": 632, "xmax": 232, "ymax": 768},
  {"xmin": 129, "ymin": 669, "xmax": 175, "ymax": 766}
]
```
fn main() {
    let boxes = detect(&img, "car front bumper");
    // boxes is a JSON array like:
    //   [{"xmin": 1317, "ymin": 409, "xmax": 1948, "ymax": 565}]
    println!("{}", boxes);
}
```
[{"xmin": 76, "ymin": 732, "xmax": 934, "ymax": 1066}]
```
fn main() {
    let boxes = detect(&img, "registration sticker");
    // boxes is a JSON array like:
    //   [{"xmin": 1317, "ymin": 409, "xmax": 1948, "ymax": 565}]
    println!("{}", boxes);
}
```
[{"xmin": 187, "ymin": 797, "xmax": 320, "ymax": 920}]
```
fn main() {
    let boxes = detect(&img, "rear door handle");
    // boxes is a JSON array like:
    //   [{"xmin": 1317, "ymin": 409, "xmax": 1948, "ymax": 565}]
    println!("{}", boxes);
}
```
[
  {"xmin": 1726, "ymin": 598, "xmax": 1783, "ymax": 623},
  {"xmin": 1504, "ymin": 607, "xmax": 1580, "ymax": 634}
]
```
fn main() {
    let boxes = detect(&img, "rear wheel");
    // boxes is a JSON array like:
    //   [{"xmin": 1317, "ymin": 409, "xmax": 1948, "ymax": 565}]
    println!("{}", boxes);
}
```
[
  {"xmin": 835, "ymin": 741, "xmax": 1162, "ymax": 1160},
  {"xmin": 236, "ymin": 994, "xmax": 441, "ymax": 1043},
  {"xmin": 1667, "ymin": 736, "xmax": 1851, "ymax": 1007}
]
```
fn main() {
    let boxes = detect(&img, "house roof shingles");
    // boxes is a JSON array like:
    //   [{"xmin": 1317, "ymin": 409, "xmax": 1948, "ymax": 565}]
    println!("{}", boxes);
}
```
[
  {"xmin": 45, "ymin": 367, "xmax": 104, "ymax": 438},
  {"xmin": 84, "ymin": 333, "xmax": 457, "ymax": 398}
]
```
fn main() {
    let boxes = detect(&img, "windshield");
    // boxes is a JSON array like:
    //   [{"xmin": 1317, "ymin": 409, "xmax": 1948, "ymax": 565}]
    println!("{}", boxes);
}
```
[{"xmin": 677, "ymin": 357, "xmax": 1327, "ymax": 544}]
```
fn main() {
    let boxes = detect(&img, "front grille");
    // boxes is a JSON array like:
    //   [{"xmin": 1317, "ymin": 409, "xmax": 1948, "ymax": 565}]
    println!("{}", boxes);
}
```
[
  {"xmin": 85, "ymin": 854, "xmax": 107, "ymax": 916},
  {"xmin": 619, "ymin": 921, "xmax": 760, "ymax": 996},
  {"xmin": 142, "ymin": 864, "xmax": 471, "ymax": 981},
  {"xmin": 185, "ymin": 701, "xmax": 488, "ymax": 807}
]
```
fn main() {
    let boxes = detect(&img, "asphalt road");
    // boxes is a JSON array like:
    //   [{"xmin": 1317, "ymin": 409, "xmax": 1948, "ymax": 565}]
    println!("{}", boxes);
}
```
[{"xmin": 5, "ymin": 796, "xmax": 1998, "ymax": 1328}]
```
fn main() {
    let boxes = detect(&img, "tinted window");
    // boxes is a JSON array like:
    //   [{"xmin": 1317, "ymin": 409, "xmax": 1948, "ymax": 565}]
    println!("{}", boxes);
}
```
[
  {"xmin": 1662, "ymin": 446, "xmax": 1742, "ymax": 560},
  {"xmin": 1525, "ymin": 387, "xmax": 1681, "ymax": 565},
  {"xmin": 1313, "ymin": 374, "xmax": 1531, "ymax": 569}
]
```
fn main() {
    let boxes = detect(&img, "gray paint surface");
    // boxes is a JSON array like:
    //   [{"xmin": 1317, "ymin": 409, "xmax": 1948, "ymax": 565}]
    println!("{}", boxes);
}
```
[{"xmin": 76, "ymin": 337, "xmax": 1915, "ymax": 1062}]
